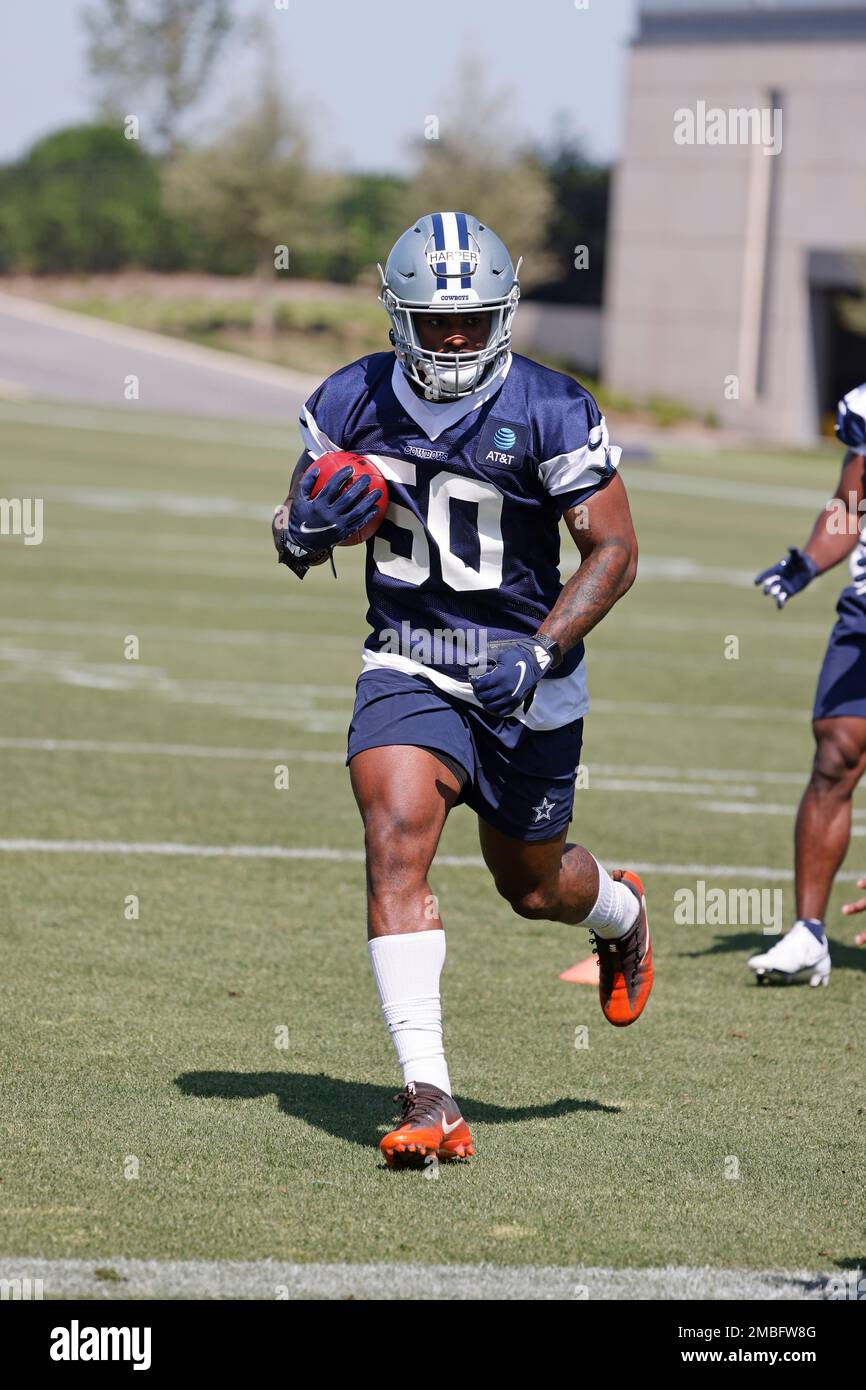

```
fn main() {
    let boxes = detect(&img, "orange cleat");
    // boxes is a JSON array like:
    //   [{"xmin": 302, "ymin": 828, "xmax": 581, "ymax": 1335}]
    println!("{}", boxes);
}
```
[
  {"xmin": 380, "ymin": 1081, "xmax": 474, "ymax": 1169},
  {"xmin": 591, "ymin": 869, "xmax": 654, "ymax": 1027}
]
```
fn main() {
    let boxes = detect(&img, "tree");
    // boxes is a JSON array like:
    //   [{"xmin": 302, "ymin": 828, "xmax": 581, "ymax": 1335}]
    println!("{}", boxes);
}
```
[
  {"xmin": 0, "ymin": 124, "xmax": 169, "ymax": 273},
  {"xmin": 401, "ymin": 57, "xmax": 555, "ymax": 290},
  {"xmin": 532, "ymin": 118, "xmax": 610, "ymax": 305},
  {"xmin": 83, "ymin": 0, "xmax": 234, "ymax": 154},
  {"xmin": 164, "ymin": 70, "xmax": 344, "ymax": 326},
  {"xmin": 332, "ymin": 173, "xmax": 406, "ymax": 284}
]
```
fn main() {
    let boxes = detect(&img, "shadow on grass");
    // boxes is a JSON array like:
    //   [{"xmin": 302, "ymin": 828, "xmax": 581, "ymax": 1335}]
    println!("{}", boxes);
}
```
[
  {"xmin": 175, "ymin": 1071, "xmax": 619, "ymax": 1148},
  {"xmin": 678, "ymin": 931, "xmax": 866, "ymax": 973}
]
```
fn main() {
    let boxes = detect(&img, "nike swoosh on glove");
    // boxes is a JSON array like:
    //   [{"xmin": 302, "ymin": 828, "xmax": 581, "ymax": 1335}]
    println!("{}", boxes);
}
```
[
  {"xmin": 283, "ymin": 464, "xmax": 383, "ymax": 557},
  {"xmin": 754, "ymin": 547, "xmax": 818, "ymax": 609},
  {"xmin": 469, "ymin": 637, "xmax": 554, "ymax": 717}
]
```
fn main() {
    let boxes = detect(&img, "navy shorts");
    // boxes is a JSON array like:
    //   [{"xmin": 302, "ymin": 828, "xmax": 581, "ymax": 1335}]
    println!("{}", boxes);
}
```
[
  {"xmin": 346, "ymin": 667, "xmax": 584, "ymax": 842},
  {"xmin": 813, "ymin": 587, "xmax": 866, "ymax": 721}
]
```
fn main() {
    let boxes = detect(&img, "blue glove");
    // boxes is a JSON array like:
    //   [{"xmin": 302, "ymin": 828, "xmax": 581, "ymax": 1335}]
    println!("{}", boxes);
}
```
[
  {"xmin": 284, "ymin": 464, "xmax": 382, "ymax": 557},
  {"xmin": 754, "ymin": 547, "xmax": 818, "ymax": 609},
  {"xmin": 470, "ymin": 636, "xmax": 556, "ymax": 717}
]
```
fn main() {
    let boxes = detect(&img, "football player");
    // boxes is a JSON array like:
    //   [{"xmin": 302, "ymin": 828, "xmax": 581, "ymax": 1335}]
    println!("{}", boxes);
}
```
[
  {"xmin": 272, "ymin": 212, "xmax": 652, "ymax": 1167},
  {"xmin": 750, "ymin": 383, "xmax": 866, "ymax": 984}
]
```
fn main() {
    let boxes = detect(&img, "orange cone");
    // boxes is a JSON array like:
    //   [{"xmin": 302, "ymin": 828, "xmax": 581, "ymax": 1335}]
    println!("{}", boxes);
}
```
[{"xmin": 559, "ymin": 955, "xmax": 600, "ymax": 985}]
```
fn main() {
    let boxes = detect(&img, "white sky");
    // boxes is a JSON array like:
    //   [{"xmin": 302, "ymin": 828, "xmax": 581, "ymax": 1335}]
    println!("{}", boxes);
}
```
[{"xmin": 0, "ymin": 0, "xmax": 639, "ymax": 168}]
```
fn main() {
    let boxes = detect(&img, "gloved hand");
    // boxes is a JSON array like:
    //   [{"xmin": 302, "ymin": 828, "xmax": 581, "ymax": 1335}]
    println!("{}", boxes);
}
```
[
  {"xmin": 284, "ymin": 464, "xmax": 382, "ymax": 556},
  {"xmin": 469, "ymin": 636, "xmax": 556, "ymax": 717},
  {"xmin": 754, "ymin": 547, "xmax": 818, "ymax": 608}
]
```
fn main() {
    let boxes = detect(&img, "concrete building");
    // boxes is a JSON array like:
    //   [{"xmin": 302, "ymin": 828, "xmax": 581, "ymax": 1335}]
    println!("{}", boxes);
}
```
[{"xmin": 603, "ymin": 0, "xmax": 866, "ymax": 443}]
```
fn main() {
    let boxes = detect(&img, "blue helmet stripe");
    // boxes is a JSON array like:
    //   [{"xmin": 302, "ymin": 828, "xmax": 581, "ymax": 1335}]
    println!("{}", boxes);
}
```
[{"xmin": 430, "ymin": 212, "xmax": 447, "ymax": 290}]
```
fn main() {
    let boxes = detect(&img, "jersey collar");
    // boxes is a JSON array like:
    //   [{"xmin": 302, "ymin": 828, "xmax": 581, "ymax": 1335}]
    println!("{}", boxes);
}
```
[{"xmin": 389, "ymin": 353, "xmax": 511, "ymax": 441}]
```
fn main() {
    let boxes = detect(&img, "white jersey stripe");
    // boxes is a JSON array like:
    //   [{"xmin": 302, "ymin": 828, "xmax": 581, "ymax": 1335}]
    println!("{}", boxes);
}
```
[{"xmin": 299, "ymin": 407, "xmax": 341, "ymax": 460}]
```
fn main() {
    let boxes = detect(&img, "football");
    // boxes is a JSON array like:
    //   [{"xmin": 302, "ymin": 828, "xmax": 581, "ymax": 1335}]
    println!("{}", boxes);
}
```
[{"xmin": 307, "ymin": 451, "xmax": 388, "ymax": 545}]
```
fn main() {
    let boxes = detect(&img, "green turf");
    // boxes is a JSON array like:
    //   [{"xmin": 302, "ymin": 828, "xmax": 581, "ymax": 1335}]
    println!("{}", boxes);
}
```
[{"xmin": 1, "ymin": 404, "xmax": 863, "ymax": 1272}]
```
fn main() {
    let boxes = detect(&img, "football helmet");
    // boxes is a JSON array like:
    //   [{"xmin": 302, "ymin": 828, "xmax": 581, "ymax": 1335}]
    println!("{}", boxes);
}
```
[{"xmin": 379, "ymin": 212, "xmax": 521, "ymax": 401}]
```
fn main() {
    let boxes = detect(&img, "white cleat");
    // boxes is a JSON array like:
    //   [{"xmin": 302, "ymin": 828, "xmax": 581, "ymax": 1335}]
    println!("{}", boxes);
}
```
[{"xmin": 748, "ymin": 921, "xmax": 831, "ymax": 987}]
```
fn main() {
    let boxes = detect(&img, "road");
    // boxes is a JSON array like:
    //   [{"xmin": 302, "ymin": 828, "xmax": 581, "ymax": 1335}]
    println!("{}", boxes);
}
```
[{"xmin": 0, "ymin": 291, "xmax": 318, "ymax": 424}]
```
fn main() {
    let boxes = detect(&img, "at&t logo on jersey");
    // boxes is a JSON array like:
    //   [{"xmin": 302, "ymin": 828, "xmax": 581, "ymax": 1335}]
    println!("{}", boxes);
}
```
[{"xmin": 475, "ymin": 417, "xmax": 529, "ymax": 469}]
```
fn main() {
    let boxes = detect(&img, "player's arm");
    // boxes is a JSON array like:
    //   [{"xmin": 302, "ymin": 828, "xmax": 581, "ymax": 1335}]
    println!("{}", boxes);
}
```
[
  {"xmin": 271, "ymin": 449, "xmax": 380, "ymax": 579},
  {"xmin": 755, "ymin": 449, "xmax": 866, "ymax": 607},
  {"xmin": 800, "ymin": 448, "xmax": 865, "ymax": 570},
  {"xmin": 469, "ymin": 475, "xmax": 636, "ymax": 718},
  {"xmin": 539, "ymin": 472, "xmax": 638, "ymax": 652}
]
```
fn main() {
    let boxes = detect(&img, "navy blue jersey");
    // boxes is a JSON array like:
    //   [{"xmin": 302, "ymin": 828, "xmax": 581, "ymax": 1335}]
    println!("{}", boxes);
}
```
[
  {"xmin": 837, "ymin": 383, "xmax": 866, "ymax": 453},
  {"xmin": 299, "ymin": 351, "xmax": 621, "ymax": 729},
  {"xmin": 835, "ymin": 384, "xmax": 866, "ymax": 591}
]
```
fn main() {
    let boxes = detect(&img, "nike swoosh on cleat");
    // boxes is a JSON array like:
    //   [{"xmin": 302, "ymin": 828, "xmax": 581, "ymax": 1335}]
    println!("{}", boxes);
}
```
[
  {"xmin": 639, "ymin": 900, "xmax": 650, "ymax": 959},
  {"xmin": 441, "ymin": 1114, "xmax": 462, "ymax": 1135}
]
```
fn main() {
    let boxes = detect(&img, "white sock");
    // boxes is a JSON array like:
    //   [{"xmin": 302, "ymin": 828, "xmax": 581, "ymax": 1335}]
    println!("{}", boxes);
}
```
[
  {"xmin": 368, "ymin": 931, "xmax": 451, "ymax": 1095},
  {"xmin": 583, "ymin": 858, "xmax": 639, "ymax": 940}
]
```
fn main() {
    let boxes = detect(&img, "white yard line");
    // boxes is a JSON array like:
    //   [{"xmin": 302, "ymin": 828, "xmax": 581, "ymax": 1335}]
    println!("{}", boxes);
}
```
[
  {"xmin": 0, "ymin": 738, "xmax": 822, "ymax": 807},
  {"xmin": 0, "ymin": 617, "xmax": 359, "ymax": 650},
  {"xmin": 701, "ymin": 801, "xmax": 866, "ymax": 832},
  {"xmin": 0, "ymin": 641, "xmax": 811, "ymax": 726},
  {"xmin": 0, "ymin": 737, "xmax": 820, "ymax": 803},
  {"xmin": 0, "ymin": 736, "xmax": 346, "ymax": 761},
  {"xmin": 0, "ymin": 1256, "xmax": 846, "ymax": 1301},
  {"xmin": 624, "ymin": 469, "xmax": 826, "ymax": 512},
  {"xmin": 20, "ymin": 484, "xmax": 269, "ymax": 522},
  {"xmin": 0, "ymin": 839, "xmax": 852, "ymax": 880},
  {"xmin": 0, "ymin": 401, "xmax": 292, "ymax": 447},
  {"xmin": 590, "ymin": 699, "xmax": 808, "ymax": 722},
  {"xmin": 0, "ymin": 579, "xmax": 338, "ymax": 612}
]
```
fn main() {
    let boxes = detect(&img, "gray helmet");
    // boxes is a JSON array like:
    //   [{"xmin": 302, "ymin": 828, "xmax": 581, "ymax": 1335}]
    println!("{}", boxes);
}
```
[{"xmin": 378, "ymin": 212, "xmax": 521, "ymax": 401}]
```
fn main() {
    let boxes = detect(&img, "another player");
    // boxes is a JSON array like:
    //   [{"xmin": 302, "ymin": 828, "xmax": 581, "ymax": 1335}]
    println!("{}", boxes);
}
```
[
  {"xmin": 841, "ymin": 878, "xmax": 866, "ymax": 945},
  {"xmin": 750, "ymin": 383, "xmax": 866, "ymax": 984},
  {"xmin": 272, "ymin": 212, "xmax": 651, "ymax": 1166}
]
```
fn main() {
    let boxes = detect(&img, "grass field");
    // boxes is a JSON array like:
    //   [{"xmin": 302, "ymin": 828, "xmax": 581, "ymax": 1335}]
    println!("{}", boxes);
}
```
[{"xmin": 1, "ymin": 400, "xmax": 863, "ymax": 1299}]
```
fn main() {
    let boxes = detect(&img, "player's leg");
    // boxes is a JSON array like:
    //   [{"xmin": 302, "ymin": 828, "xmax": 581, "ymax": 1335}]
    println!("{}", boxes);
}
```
[
  {"xmin": 350, "ymin": 744, "xmax": 474, "ymax": 1165},
  {"xmin": 477, "ymin": 823, "xmax": 599, "ymax": 922},
  {"xmin": 749, "ymin": 715, "xmax": 866, "ymax": 985},
  {"xmin": 795, "ymin": 716, "xmax": 866, "ymax": 919},
  {"xmin": 350, "ymin": 743, "xmax": 460, "ymax": 939},
  {"xmin": 478, "ymin": 820, "xmax": 653, "ymax": 1026},
  {"xmin": 461, "ymin": 707, "xmax": 653, "ymax": 1025},
  {"xmin": 346, "ymin": 667, "xmax": 480, "ymax": 1163}
]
